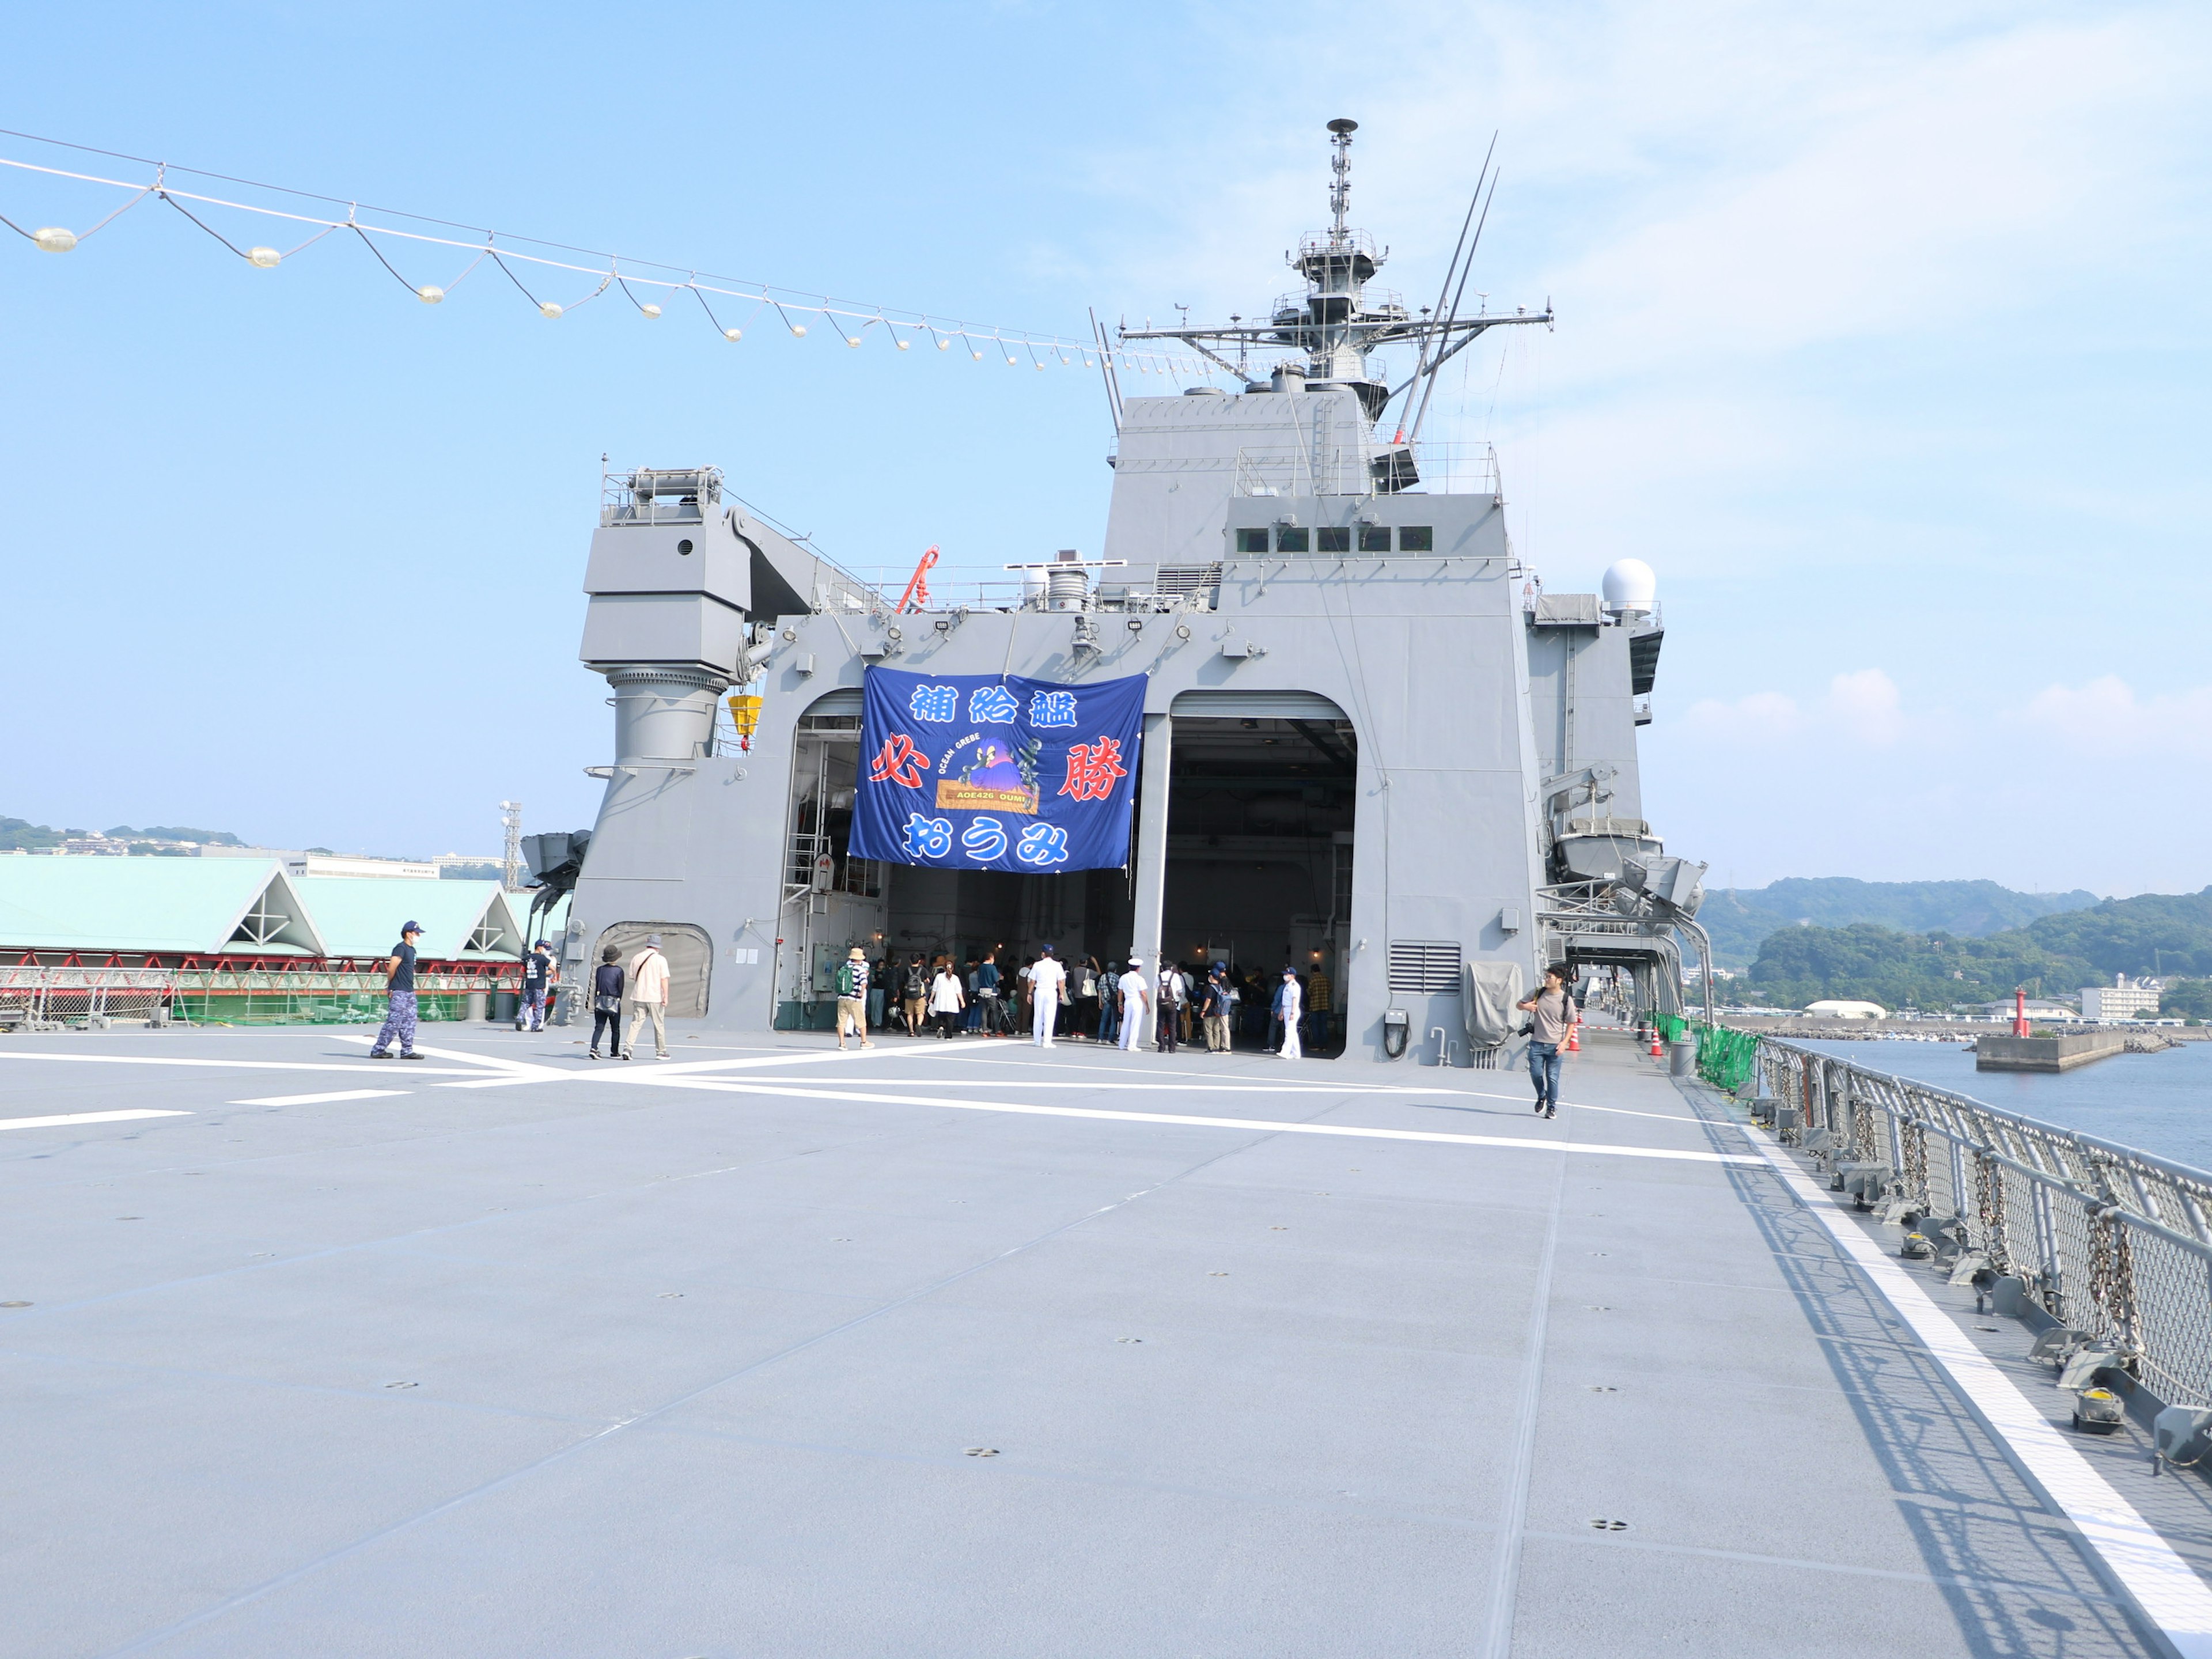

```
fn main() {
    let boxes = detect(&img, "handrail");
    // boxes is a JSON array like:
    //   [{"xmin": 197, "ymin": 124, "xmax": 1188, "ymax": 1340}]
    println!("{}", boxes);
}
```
[{"xmin": 1748, "ymin": 1035, "xmax": 2212, "ymax": 1406}]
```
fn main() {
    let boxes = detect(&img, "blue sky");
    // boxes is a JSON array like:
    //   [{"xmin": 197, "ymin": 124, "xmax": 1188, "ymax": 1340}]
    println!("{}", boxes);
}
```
[{"xmin": 3, "ymin": 1, "xmax": 2207, "ymax": 896}]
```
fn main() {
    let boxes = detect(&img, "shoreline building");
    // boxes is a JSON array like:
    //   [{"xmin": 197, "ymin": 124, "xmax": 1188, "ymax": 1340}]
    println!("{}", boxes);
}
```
[{"xmin": 562, "ymin": 123, "xmax": 1707, "ymax": 1062}]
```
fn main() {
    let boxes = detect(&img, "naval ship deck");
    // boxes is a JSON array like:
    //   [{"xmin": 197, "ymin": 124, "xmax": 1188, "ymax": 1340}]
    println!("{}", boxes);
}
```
[{"xmin": 4, "ymin": 1025, "xmax": 2206, "ymax": 1657}]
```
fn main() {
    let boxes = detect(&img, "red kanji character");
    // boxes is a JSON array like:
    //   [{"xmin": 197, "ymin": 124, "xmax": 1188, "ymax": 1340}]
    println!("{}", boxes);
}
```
[
  {"xmin": 1057, "ymin": 736, "xmax": 1128, "ymax": 802},
  {"xmin": 869, "ymin": 733, "xmax": 931, "ymax": 789}
]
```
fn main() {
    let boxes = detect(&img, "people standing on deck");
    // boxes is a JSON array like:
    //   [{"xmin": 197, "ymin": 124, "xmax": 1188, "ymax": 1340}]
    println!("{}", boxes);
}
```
[
  {"xmin": 1274, "ymin": 968, "xmax": 1305, "ymax": 1059},
  {"xmin": 1074, "ymin": 956, "xmax": 1101, "ymax": 1041},
  {"xmin": 518, "ymin": 939, "xmax": 554, "ymax": 1032},
  {"xmin": 929, "ymin": 959, "xmax": 966, "ymax": 1037},
  {"xmin": 1096, "ymin": 956, "xmax": 1120, "ymax": 1045},
  {"xmin": 834, "ymin": 946, "xmax": 874, "ymax": 1051},
  {"xmin": 1116, "ymin": 956, "xmax": 1149, "ymax": 1052},
  {"xmin": 623, "ymin": 934, "xmax": 672, "ymax": 1060},
  {"xmin": 1199, "ymin": 964, "xmax": 1231, "ymax": 1052},
  {"xmin": 868, "ymin": 952, "xmax": 889, "ymax": 1035},
  {"xmin": 901, "ymin": 956, "xmax": 928, "ymax": 1036},
  {"xmin": 586, "ymin": 945, "xmax": 624, "ymax": 1059},
  {"xmin": 1517, "ymin": 964, "xmax": 1578, "ymax": 1119},
  {"xmin": 1304, "ymin": 961, "xmax": 1332, "ymax": 1051},
  {"xmin": 367, "ymin": 921, "xmax": 425, "ymax": 1060},
  {"xmin": 1029, "ymin": 945, "xmax": 1067, "ymax": 1047},
  {"xmin": 1155, "ymin": 957, "xmax": 1186, "ymax": 1053},
  {"xmin": 971, "ymin": 951, "xmax": 1001, "ymax": 1036}
]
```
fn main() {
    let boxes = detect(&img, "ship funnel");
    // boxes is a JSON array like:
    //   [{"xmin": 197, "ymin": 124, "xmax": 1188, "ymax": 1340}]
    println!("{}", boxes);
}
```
[
  {"xmin": 1601, "ymin": 558, "xmax": 1657, "ymax": 618},
  {"xmin": 1270, "ymin": 363, "xmax": 1308, "ymax": 395}
]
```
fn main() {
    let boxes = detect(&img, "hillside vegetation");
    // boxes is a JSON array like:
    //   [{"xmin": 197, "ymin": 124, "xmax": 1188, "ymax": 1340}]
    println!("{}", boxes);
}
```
[
  {"xmin": 1744, "ymin": 887, "xmax": 2212, "ymax": 1010},
  {"xmin": 1700, "ymin": 877, "xmax": 2097, "ymax": 969}
]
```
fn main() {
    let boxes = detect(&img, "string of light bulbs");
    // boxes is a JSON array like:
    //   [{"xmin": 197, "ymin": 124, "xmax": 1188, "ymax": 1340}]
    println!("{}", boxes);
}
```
[{"xmin": 0, "ymin": 131, "xmax": 1219, "ymax": 381}]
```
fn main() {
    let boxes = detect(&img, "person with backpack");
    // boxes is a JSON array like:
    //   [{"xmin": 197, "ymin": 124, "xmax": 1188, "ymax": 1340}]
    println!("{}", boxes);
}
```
[
  {"xmin": 1517, "ymin": 964, "xmax": 1578, "ymax": 1118},
  {"xmin": 1154, "ymin": 957, "xmax": 1186, "ymax": 1053},
  {"xmin": 900, "ymin": 956, "xmax": 927, "ymax": 1036},
  {"xmin": 1198, "ymin": 964, "xmax": 1231, "ymax": 1052},
  {"xmin": 586, "ymin": 944, "xmax": 624, "ymax": 1058},
  {"xmin": 835, "ymin": 946, "xmax": 873, "ymax": 1050}
]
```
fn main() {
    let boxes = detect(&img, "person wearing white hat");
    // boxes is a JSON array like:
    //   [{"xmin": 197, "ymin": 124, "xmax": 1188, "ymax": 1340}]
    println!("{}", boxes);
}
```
[
  {"xmin": 1029, "ymin": 945, "xmax": 1067, "ymax": 1047},
  {"xmin": 1116, "ymin": 955, "xmax": 1149, "ymax": 1052},
  {"xmin": 834, "ymin": 946, "xmax": 874, "ymax": 1050}
]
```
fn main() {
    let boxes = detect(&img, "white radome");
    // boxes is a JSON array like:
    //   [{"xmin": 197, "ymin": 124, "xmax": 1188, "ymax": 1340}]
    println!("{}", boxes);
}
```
[{"xmin": 1601, "ymin": 558, "xmax": 1657, "ymax": 614}]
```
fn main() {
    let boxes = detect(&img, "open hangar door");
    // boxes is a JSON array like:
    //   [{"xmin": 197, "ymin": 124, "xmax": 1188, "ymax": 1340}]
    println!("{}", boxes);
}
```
[{"xmin": 1160, "ymin": 691, "xmax": 1355, "ymax": 1055}]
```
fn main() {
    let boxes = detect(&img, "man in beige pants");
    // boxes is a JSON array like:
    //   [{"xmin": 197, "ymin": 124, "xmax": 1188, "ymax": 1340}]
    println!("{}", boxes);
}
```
[{"xmin": 623, "ymin": 934, "xmax": 672, "ymax": 1060}]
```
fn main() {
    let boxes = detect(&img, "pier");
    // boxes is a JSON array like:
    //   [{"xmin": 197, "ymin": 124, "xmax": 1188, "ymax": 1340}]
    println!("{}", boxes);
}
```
[{"xmin": 5, "ymin": 1025, "xmax": 2209, "ymax": 1656}]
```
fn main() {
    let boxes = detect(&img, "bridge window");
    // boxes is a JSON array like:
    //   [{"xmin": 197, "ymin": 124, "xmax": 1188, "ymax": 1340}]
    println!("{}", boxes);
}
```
[
  {"xmin": 1276, "ymin": 527, "xmax": 1309, "ymax": 552},
  {"xmin": 1317, "ymin": 527, "xmax": 1350, "ymax": 552},
  {"xmin": 1235, "ymin": 528, "xmax": 1268, "ymax": 553},
  {"xmin": 1358, "ymin": 525, "xmax": 1391, "ymax": 552},
  {"xmin": 1399, "ymin": 526, "xmax": 1433, "ymax": 552}
]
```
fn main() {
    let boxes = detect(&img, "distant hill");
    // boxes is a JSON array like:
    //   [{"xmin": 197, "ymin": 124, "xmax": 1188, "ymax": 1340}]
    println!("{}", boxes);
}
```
[
  {"xmin": 1744, "ymin": 887, "xmax": 2212, "ymax": 1009},
  {"xmin": 1700, "ymin": 877, "xmax": 2098, "ymax": 969},
  {"xmin": 105, "ymin": 824, "xmax": 243, "ymax": 845}
]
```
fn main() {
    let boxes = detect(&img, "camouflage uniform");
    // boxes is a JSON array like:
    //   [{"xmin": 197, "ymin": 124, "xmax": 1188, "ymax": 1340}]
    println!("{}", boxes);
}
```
[{"xmin": 370, "ymin": 991, "xmax": 418, "ymax": 1057}]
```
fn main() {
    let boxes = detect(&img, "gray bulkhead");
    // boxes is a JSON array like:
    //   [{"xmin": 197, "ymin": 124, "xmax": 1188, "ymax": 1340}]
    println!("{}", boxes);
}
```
[{"xmin": 563, "ymin": 377, "xmax": 1648, "ymax": 1062}]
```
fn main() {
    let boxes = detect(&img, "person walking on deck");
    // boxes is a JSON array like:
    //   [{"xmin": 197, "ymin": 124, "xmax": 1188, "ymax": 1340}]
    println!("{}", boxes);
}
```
[
  {"xmin": 367, "ymin": 922, "xmax": 425, "ymax": 1060},
  {"xmin": 518, "ymin": 939, "xmax": 554, "ymax": 1032},
  {"xmin": 623, "ymin": 935, "xmax": 672, "ymax": 1060},
  {"xmin": 835, "ymin": 946, "xmax": 873, "ymax": 1050},
  {"xmin": 928, "ymin": 960, "xmax": 966, "ymax": 1037},
  {"xmin": 586, "ymin": 945, "xmax": 623, "ymax": 1058},
  {"xmin": 1199, "ymin": 964, "xmax": 1231, "ymax": 1052},
  {"xmin": 1029, "ymin": 945, "xmax": 1067, "ymax": 1047},
  {"xmin": 1517, "ymin": 965, "xmax": 1577, "ymax": 1119}
]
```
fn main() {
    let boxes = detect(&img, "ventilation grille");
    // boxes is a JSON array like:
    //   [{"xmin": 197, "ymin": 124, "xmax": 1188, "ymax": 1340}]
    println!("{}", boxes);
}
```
[
  {"xmin": 1388, "ymin": 940, "xmax": 1463, "ymax": 995},
  {"xmin": 1154, "ymin": 563, "xmax": 1224, "ymax": 596}
]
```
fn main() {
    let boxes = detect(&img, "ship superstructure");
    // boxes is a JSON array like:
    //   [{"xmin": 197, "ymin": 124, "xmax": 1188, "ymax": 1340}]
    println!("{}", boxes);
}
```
[{"xmin": 563, "ymin": 122, "xmax": 1707, "ymax": 1057}]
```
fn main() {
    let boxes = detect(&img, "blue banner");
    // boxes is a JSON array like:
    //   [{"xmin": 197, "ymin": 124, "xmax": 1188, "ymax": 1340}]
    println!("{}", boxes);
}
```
[{"xmin": 848, "ymin": 668, "xmax": 1146, "ymax": 874}]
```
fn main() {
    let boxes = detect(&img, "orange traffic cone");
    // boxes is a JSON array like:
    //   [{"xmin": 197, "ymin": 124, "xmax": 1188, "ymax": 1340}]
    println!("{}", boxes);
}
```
[
  {"xmin": 1649, "ymin": 1028, "xmax": 1664, "ymax": 1059},
  {"xmin": 1566, "ymin": 1024, "xmax": 1581, "ymax": 1054}
]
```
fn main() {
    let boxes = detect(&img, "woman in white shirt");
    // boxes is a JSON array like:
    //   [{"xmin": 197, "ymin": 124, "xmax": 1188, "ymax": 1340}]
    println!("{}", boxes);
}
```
[{"xmin": 928, "ymin": 963, "xmax": 966, "ymax": 1039}]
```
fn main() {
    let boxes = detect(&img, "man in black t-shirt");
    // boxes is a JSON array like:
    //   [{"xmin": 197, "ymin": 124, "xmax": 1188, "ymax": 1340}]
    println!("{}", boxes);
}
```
[
  {"xmin": 368, "ymin": 922, "xmax": 425, "ymax": 1059},
  {"xmin": 519, "ymin": 940, "xmax": 554, "ymax": 1031}
]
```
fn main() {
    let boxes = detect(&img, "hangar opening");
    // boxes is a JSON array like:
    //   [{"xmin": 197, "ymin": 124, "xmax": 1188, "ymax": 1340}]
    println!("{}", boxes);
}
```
[
  {"xmin": 777, "ymin": 694, "xmax": 1131, "ymax": 1031},
  {"xmin": 1161, "ymin": 691, "xmax": 1355, "ymax": 1055}
]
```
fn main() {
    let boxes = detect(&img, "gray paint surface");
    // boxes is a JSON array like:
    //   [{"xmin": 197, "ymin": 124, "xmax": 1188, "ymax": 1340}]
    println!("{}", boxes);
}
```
[{"xmin": 0, "ymin": 1025, "xmax": 2177, "ymax": 1656}]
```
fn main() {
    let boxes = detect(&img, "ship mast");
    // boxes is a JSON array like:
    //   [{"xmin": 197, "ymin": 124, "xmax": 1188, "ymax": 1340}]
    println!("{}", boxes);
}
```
[{"xmin": 1119, "ymin": 119, "xmax": 1551, "ymax": 431}]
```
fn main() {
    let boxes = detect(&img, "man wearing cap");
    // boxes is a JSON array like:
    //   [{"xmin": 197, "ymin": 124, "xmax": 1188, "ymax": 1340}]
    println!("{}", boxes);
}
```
[
  {"xmin": 1115, "ymin": 955, "xmax": 1149, "ymax": 1052},
  {"xmin": 623, "ymin": 934, "xmax": 672, "ymax": 1060},
  {"xmin": 368, "ymin": 922, "xmax": 426, "ymax": 1060},
  {"xmin": 1275, "ymin": 967, "xmax": 1305, "ymax": 1060},
  {"xmin": 1028, "ymin": 945, "xmax": 1067, "ymax": 1048},
  {"xmin": 834, "ymin": 946, "xmax": 873, "ymax": 1050},
  {"xmin": 518, "ymin": 938, "xmax": 555, "ymax": 1032}
]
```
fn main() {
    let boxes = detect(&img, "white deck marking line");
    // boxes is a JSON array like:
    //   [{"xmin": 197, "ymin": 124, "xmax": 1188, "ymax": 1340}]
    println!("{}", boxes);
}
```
[
  {"xmin": 331, "ymin": 1036, "xmax": 569, "ymax": 1081},
  {"xmin": 228, "ymin": 1089, "xmax": 412, "ymax": 1108},
  {"xmin": 655, "ymin": 1077, "xmax": 1767, "ymax": 1164},
  {"xmin": 0, "ymin": 1108, "xmax": 192, "ymax": 1131},
  {"xmin": 1751, "ymin": 1124, "xmax": 2212, "ymax": 1655},
  {"xmin": 0, "ymin": 1052, "xmax": 485, "ymax": 1076}
]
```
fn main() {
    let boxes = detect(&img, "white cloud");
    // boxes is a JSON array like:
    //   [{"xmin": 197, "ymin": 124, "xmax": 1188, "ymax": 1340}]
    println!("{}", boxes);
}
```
[
  {"xmin": 1683, "ymin": 669, "xmax": 1908, "ymax": 745},
  {"xmin": 2016, "ymin": 676, "xmax": 2212, "ymax": 755}
]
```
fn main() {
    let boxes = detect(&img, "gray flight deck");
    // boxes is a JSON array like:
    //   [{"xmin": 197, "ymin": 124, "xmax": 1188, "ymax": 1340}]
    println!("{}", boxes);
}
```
[{"xmin": 4, "ymin": 1024, "xmax": 2203, "ymax": 1657}]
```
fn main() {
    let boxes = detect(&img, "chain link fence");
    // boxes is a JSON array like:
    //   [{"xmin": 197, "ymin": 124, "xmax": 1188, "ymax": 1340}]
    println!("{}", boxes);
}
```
[{"xmin": 1758, "ymin": 1038, "xmax": 2212, "ymax": 1408}]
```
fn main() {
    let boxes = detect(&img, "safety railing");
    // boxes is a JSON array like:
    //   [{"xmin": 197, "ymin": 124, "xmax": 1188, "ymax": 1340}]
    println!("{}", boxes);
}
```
[
  {"xmin": 1, "ymin": 964, "xmax": 522, "ymax": 1028},
  {"xmin": 1754, "ymin": 1037, "xmax": 2212, "ymax": 1408}
]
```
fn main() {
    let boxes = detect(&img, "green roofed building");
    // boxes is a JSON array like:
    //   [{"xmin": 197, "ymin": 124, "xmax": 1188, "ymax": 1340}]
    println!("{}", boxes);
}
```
[{"xmin": 0, "ymin": 857, "xmax": 523, "ymax": 1028}]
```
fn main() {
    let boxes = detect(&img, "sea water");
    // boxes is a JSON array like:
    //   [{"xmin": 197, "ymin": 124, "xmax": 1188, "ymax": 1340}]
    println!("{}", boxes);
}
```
[{"xmin": 1798, "ymin": 1037, "xmax": 2212, "ymax": 1175}]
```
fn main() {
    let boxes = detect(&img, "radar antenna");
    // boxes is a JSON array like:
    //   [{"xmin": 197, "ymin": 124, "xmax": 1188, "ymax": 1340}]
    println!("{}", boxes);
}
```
[{"xmin": 1327, "ymin": 117, "xmax": 1357, "ymax": 240}]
